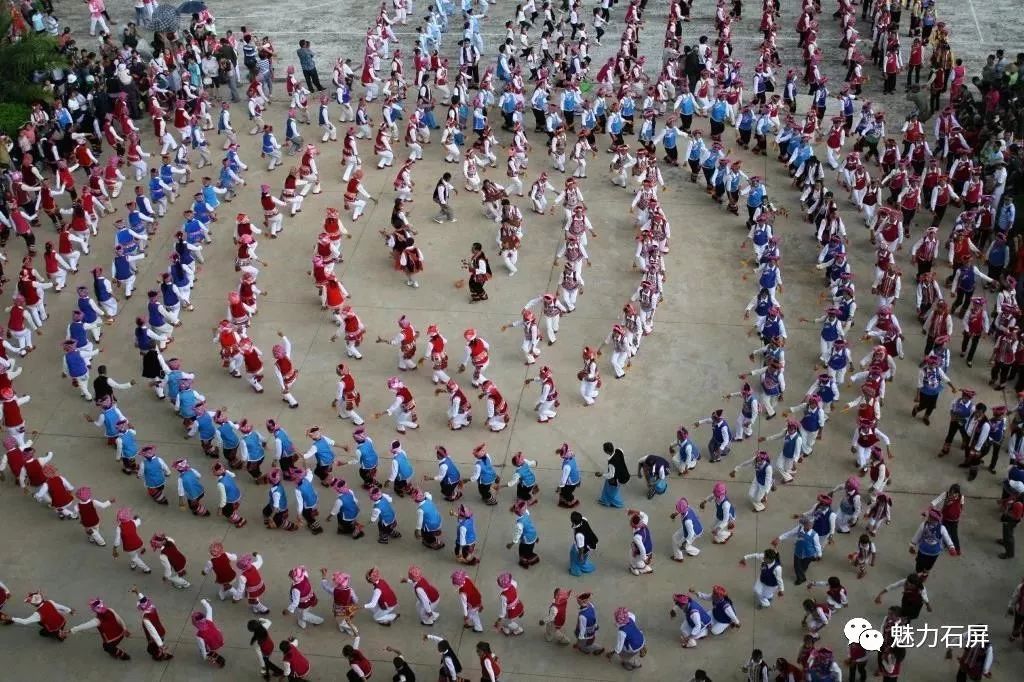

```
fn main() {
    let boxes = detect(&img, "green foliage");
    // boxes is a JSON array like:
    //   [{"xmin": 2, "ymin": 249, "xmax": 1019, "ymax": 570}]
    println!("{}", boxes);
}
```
[
  {"xmin": 0, "ymin": 11, "xmax": 66, "ymax": 111},
  {"xmin": 0, "ymin": 102, "xmax": 30, "ymax": 136}
]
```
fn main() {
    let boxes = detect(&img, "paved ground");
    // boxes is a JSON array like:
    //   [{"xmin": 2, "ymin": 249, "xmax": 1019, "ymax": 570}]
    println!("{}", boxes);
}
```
[{"xmin": 2, "ymin": 1, "xmax": 1022, "ymax": 680}]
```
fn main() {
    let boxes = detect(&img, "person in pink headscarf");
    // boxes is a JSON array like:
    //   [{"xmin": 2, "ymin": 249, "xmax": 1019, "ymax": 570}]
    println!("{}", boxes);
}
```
[
  {"xmin": 271, "ymin": 331, "xmax": 299, "ymax": 408},
  {"xmin": 284, "ymin": 565, "xmax": 324, "ymax": 629},
  {"xmin": 400, "ymin": 565, "xmax": 441, "ymax": 625},
  {"xmin": 68, "ymin": 598, "xmax": 131, "ymax": 660},
  {"xmin": 192, "ymin": 599, "xmax": 226, "ymax": 667},
  {"xmin": 320, "ymin": 568, "xmax": 359, "ymax": 635},
  {"xmin": 699, "ymin": 481, "xmax": 736, "ymax": 543},
  {"xmin": 495, "ymin": 571, "xmax": 524, "ymax": 636}
]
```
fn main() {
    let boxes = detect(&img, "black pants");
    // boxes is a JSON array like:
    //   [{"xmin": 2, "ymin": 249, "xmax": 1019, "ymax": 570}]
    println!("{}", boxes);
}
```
[
  {"xmin": 945, "ymin": 419, "xmax": 968, "ymax": 446},
  {"xmin": 303, "ymin": 68, "xmax": 324, "ymax": 92},
  {"xmin": 1002, "ymin": 519, "xmax": 1018, "ymax": 557},
  {"xmin": 558, "ymin": 483, "xmax": 578, "ymax": 505},
  {"xmin": 261, "ymin": 655, "xmax": 284, "ymax": 678},
  {"xmin": 848, "ymin": 660, "xmax": 868, "ymax": 682},
  {"xmin": 793, "ymin": 555, "xmax": 813, "ymax": 584},
  {"xmin": 906, "ymin": 65, "xmax": 922, "ymax": 88},
  {"xmin": 914, "ymin": 551, "xmax": 939, "ymax": 573},
  {"xmin": 961, "ymin": 333, "xmax": 981, "ymax": 363},
  {"xmin": 943, "ymin": 520, "xmax": 960, "ymax": 552}
]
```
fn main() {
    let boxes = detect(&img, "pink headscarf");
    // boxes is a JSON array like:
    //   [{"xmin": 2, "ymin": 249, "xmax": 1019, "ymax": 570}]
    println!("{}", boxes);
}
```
[
  {"xmin": 290, "ymin": 566, "xmax": 309, "ymax": 584},
  {"xmin": 407, "ymin": 565, "xmax": 422, "ymax": 581},
  {"xmin": 614, "ymin": 607, "xmax": 631, "ymax": 625},
  {"xmin": 451, "ymin": 570, "xmax": 467, "ymax": 586},
  {"xmin": 333, "ymin": 572, "xmax": 350, "ymax": 588},
  {"xmin": 76, "ymin": 486, "xmax": 93, "ymax": 502},
  {"xmin": 496, "ymin": 572, "xmax": 513, "ymax": 589},
  {"xmin": 712, "ymin": 482, "xmax": 728, "ymax": 501},
  {"xmin": 116, "ymin": 507, "xmax": 134, "ymax": 523}
]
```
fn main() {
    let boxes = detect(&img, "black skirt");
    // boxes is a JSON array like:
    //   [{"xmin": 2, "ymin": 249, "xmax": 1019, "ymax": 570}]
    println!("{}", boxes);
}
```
[{"xmin": 141, "ymin": 350, "xmax": 164, "ymax": 380}]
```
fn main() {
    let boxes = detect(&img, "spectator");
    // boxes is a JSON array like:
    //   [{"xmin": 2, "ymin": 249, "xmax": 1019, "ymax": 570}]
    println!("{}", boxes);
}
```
[{"xmin": 296, "ymin": 40, "xmax": 324, "ymax": 92}]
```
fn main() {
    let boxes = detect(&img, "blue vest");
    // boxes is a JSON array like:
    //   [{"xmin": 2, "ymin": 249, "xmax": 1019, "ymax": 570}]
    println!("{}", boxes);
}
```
[
  {"xmin": 515, "ymin": 462, "xmax": 536, "ymax": 487},
  {"xmin": 951, "ymin": 398, "xmax": 972, "ymax": 420},
  {"xmin": 394, "ymin": 451, "xmax": 413, "ymax": 480},
  {"xmin": 219, "ymin": 474, "xmax": 242, "ymax": 504},
  {"xmin": 516, "ymin": 513, "xmax": 538, "ymax": 543},
  {"xmin": 64, "ymin": 350, "xmax": 87, "ymax": 378},
  {"xmin": 682, "ymin": 508, "xmax": 703, "ymax": 536},
  {"xmin": 357, "ymin": 441, "xmax": 378, "ymax": 469},
  {"xmin": 635, "ymin": 525, "xmax": 653, "ymax": 553},
  {"xmin": 420, "ymin": 499, "xmax": 442, "ymax": 532},
  {"xmin": 219, "ymin": 166, "xmax": 236, "ymax": 189},
  {"xmin": 738, "ymin": 111, "xmax": 754, "ymax": 131},
  {"xmin": 243, "ymin": 432, "xmax": 265, "ymax": 462},
  {"xmin": 311, "ymin": 438, "xmax": 334, "ymax": 467},
  {"xmin": 563, "ymin": 457, "xmax": 581, "ymax": 485},
  {"xmin": 113, "ymin": 255, "xmax": 132, "ymax": 281},
  {"xmin": 196, "ymin": 412, "xmax": 216, "ymax": 440},
  {"xmin": 159, "ymin": 164, "xmax": 173, "ymax": 186},
  {"xmin": 177, "ymin": 389, "xmax": 198, "ymax": 418},
  {"xmin": 93, "ymin": 277, "xmax": 112, "ymax": 303},
  {"xmin": 821, "ymin": 319, "xmax": 840, "ymax": 342},
  {"xmin": 663, "ymin": 127, "xmax": 677, "ymax": 149},
  {"xmin": 192, "ymin": 199, "xmax": 211, "ymax": 223},
  {"xmin": 687, "ymin": 140, "xmax": 705, "ymax": 161},
  {"xmin": 801, "ymin": 409, "xmax": 823, "ymax": 433},
  {"xmin": 759, "ymin": 265, "xmax": 778, "ymax": 290},
  {"xmin": 319, "ymin": 105, "xmax": 330, "ymax": 126},
  {"xmin": 142, "ymin": 457, "xmax": 165, "ymax": 488},
  {"xmin": 147, "ymin": 301, "xmax": 165, "ymax": 328},
  {"xmin": 711, "ymin": 597, "xmax": 734, "ymax": 624},
  {"xmin": 795, "ymin": 528, "xmax": 818, "ymax": 558},
  {"xmin": 162, "ymin": 370, "xmax": 182, "ymax": 402},
  {"xmin": 755, "ymin": 461, "xmax": 770, "ymax": 485},
  {"xmin": 183, "ymin": 218, "xmax": 204, "ymax": 244},
  {"xmin": 297, "ymin": 478, "xmax": 319, "ymax": 509},
  {"xmin": 135, "ymin": 194, "xmax": 153, "ymax": 217},
  {"xmin": 274, "ymin": 428, "xmax": 296, "ymax": 456},
  {"xmin": 159, "ymin": 282, "xmax": 180, "ymax": 308},
  {"xmin": 116, "ymin": 226, "xmax": 138, "ymax": 251},
  {"xmin": 618, "ymin": 618, "xmax": 645, "ymax": 651},
  {"xmin": 68, "ymin": 321, "xmax": 88, "ymax": 348},
  {"xmin": 747, "ymin": 185, "xmax": 766, "ymax": 208},
  {"xmin": 476, "ymin": 455, "xmax": 497, "ymax": 485},
  {"xmin": 458, "ymin": 516, "xmax": 476, "ymax": 544},
  {"xmin": 918, "ymin": 521, "xmax": 944, "ymax": 555},
  {"xmin": 268, "ymin": 482, "xmax": 288, "ymax": 510},
  {"xmin": 991, "ymin": 420, "xmax": 1006, "ymax": 443},
  {"xmin": 180, "ymin": 469, "xmax": 203, "ymax": 500},
  {"xmin": 812, "ymin": 507, "xmax": 833, "ymax": 537},
  {"xmin": 620, "ymin": 98, "xmax": 635, "ymax": 117},
  {"xmin": 440, "ymin": 456, "xmax": 461, "ymax": 484},
  {"xmin": 100, "ymin": 407, "xmax": 120, "ymax": 437},
  {"xmin": 760, "ymin": 559, "xmax": 780, "ymax": 586},
  {"xmin": 678, "ymin": 96, "xmax": 695, "ymax": 115},
  {"xmin": 218, "ymin": 110, "xmax": 230, "ymax": 132},
  {"xmin": 149, "ymin": 176, "xmax": 165, "ymax": 201},
  {"xmin": 338, "ymin": 490, "xmax": 359, "ymax": 521},
  {"xmin": 687, "ymin": 600, "xmax": 713, "ymax": 627},
  {"xmin": 219, "ymin": 422, "xmax": 240, "ymax": 449},
  {"xmin": 577, "ymin": 604, "xmax": 598, "ymax": 638},
  {"xmin": 175, "ymin": 240, "xmax": 195, "ymax": 266},
  {"xmin": 816, "ymin": 382, "xmax": 836, "ymax": 404},
  {"xmin": 702, "ymin": 148, "xmax": 721, "ymax": 170},
  {"xmin": 955, "ymin": 266, "xmax": 976, "ymax": 293},
  {"xmin": 262, "ymin": 132, "xmax": 275, "ymax": 154},
  {"xmin": 920, "ymin": 367, "xmax": 943, "ymax": 396},
  {"xmin": 135, "ymin": 326, "xmax": 154, "ymax": 352},
  {"xmin": 827, "ymin": 348, "xmax": 848, "ymax": 371},
  {"xmin": 716, "ymin": 499, "xmax": 736, "ymax": 522},
  {"xmin": 118, "ymin": 430, "xmax": 139, "ymax": 458},
  {"xmin": 374, "ymin": 496, "xmax": 396, "ymax": 525},
  {"xmin": 712, "ymin": 421, "xmax": 731, "ymax": 448},
  {"xmin": 170, "ymin": 263, "xmax": 189, "ymax": 288}
]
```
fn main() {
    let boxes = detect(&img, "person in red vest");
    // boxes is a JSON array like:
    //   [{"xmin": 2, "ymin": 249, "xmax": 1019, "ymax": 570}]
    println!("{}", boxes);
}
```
[
  {"xmin": 0, "ymin": 579, "xmax": 10, "ymax": 623},
  {"xmin": 202, "ymin": 541, "xmax": 240, "ymax": 601},
  {"xmin": 540, "ymin": 587, "xmax": 573, "ymax": 645},
  {"xmin": 33, "ymin": 463, "xmax": 78, "ymax": 519},
  {"xmin": 284, "ymin": 565, "xmax": 324, "ymax": 629},
  {"xmin": 150, "ymin": 533, "xmax": 190, "ymax": 589},
  {"xmin": 10, "ymin": 590, "xmax": 73, "ymax": 639},
  {"xmin": 476, "ymin": 641, "xmax": 503, "ymax": 682},
  {"xmin": 363, "ymin": 565, "xmax": 400, "ymax": 625},
  {"xmin": 451, "ymin": 569, "xmax": 484, "ymax": 632},
  {"xmin": 192, "ymin": 598, "xmax": 226, "ymax": 667},
  {"xmin": 272, "ymin": 331, "xmax": 300, "ymax": 408},
  {"xmin": 400, "ymin": 564, "xmax": 440, "ymax": 626},
  {"xmin": 247, "ymin": 617, "xmax": 285, "ymax": 679},
  {"xmin": 236, "ymin": 553, "xmax": 271, "ymax": 615},
  {"xmin": 112, "ymin": 506, "xmax": 152, "ymax": 573},
  {"xmin": 73, "ymin": 486, "xmax": 113, "ymax": 546},
  {"xmin": 280, "ymin": 637, "xmax": 312, "ymax": 681},
  {"xmin": 320, "ymin": 568, "xmax": 359, "ymax": 636},
  {"xmin": 130, "ymin": 589, "xmax": 173, "ymax": 661},
  {"xmin": 69, "ymin": 598, "xmax": 131, "ymax": 660},
  {"xmin": 342, "ymin": 636, "xmax": 373, "ymax": 681}
]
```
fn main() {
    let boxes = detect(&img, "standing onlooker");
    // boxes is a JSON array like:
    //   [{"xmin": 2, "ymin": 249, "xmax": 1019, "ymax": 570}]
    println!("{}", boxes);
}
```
[
  {"xmin": 999, "ymin": 490, "xmax": 1024, "ymax": 559},
  {"xmin": 296, "ymin": 41, "xmax": 324, "ymax": 92},
  {"xmin": 432, "ymin": 172, "xmax": 456, "ymax": 224}
]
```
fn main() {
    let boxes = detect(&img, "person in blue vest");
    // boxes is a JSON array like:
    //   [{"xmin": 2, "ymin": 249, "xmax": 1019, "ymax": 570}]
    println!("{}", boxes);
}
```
[
  {"xmin": 302, "ymin": 426, "xmax": 343, "ymax": 488},
  {"xmin": 113, "ymin": 217, "xmax": 148, "ymax": 257},
  {"xmin": 670, "ymin": 496, "xmax": 704, "ymax": 561},
  {"xmin": 607, "ymin": 608, "xmax": 646, "ymax": 670},
  {"xmin": 369, "ymin": 485, "xmax": 401, "ymax": 543},
  {"xmin": 670, "ymin": 426, "xmax": 701, "ymax": 475},
  {"xmin": 740, "ymin": 547, "xmax": 785, "ymax": 608},
  {"xmin": 573, "ymin": 592, "xmax": 603, "ymax": 654},
  {"xmin": 261, "ymin": 124, "xmax": 282, "ymax": 171},
  {"xmin": 909, "ymin": 507, "xmax": 958, "ymax": 575},
  {"xmin": 326, "ymin": 478, "xmax": 364, "ymax": 539},
  {"xmin": 556, "ymin": 442, "xmax": 582, "ymax": 508},
  {"xmin": 773, "ymin": 514, "xmax": 823, "ymax": 585},
  {"xmin": 352, "ymin": 426, "xmax": 381, "ymax": 489},
  {"xmin": 626, "ymin": 509, "xmax": 653, "ymax": 576},
  {"xmin": 724, "ymin": 382, "xmax": 760, "ymax": 442},
  {"xmin": 385, "ymin": 439, "xmax": 415, "ymax": 496},
  {"xmin": 262, "ymin": 467, "xmax": 299, "ymax": 531},
  {"xmin": 699, "ymin": 482, "xmax": 737, "ymax": 544},
  {"xmin": 174, "ymin": 377, "xmax": 205, "ymax": 439},
  {"xmin": 193, "ymin": 401, "xmax": 219, "ymax": 458},
  {"xmin": 412, "ymin": 487, "xmax": 445, "ymax": 550},
  {"xmin": 699, "ymin": 139, "xmax": 723, "ymax": 190},
  {"xmin": 426, "ymin": 444, "xmax": 463, "ymax": 502},
  {"xmin": 505, "ymin": 451, "xmax": 540, "ymax": 507},
  {"xmin": 635, "ymin": 454, "xmax": 669, "ymax": 499},
  {"xmin": 63, "ymin": 338, "xmax": 99, "ymax": 400},
  {"xmin": 669, "ymin": 591, "xmax": 711, "ymax": 649},
  {"xmin": 174, "ymin": 457, "xmax": 210, "ymax": 517},
  {"xmin": 741, "ymin": 175, "xmax": 769, "ymax": 226},
  {"xmin": 213, "ymin": 410, "xmax": 244, "ymax": 469},
  {"xmin": 465, "ymin": 443, "xmax": 500, "ymax": 505},
  {"xmin": 708, "ymin": 93, "xmax": 728, "ymax": 139},
  {"xmin": 453, "ymin": 503, "xmax": 479, "ymax": 565},
  {"xmin": 507, "ymin": 499, "xmax": 540, "ymax": 568},
  {"xmin": 84, "ymin": 393, "xmax": 126, "ymax": 446},
  {"xmin": 595, "ymin": 442, "xmax": 629, "ymax": 507},
  {"xmin": 212, "ymin": 461, "xmax": 247, "ymax": 528},
  {"xmin": 760, "ymin": 418, "xmax": 804, "ymax": 483},
  {"xmin": 940, "ymin": 387, "xmax": 975, "ymax": 455},
  {"xmin": 690, "ymin": 585, "xmax": 742, "ymax": 639},
  {"xmin": 146, "ymin": 290, "xmax": 177, "ymax": 341},
  {"xmin": 113, "ymin": 418, "xmax": 139, "ymax": 474},
  {"xmin": 655, "ymin": 114, "xmax": 684, "ymax": 166},
  {"xmin": 736, "ymin": 105, "xmax": 754, "ymax": 149},
  {"xmin": 139, "ymin": 445, "xmax": 172, "ymax": 505},
  {"xmin": 731, "ymin": 450, "xmax": 774, "ymax": 512},
  {"xmin": 291, "ymin": 467, "xmax": 324, "ymax": 535},
  {"xmin": 266, "ymin": 419, "xmax": 297, "ymax": 474},
  {"xmin": 694, "ymin": 409, "xmax": 732, "ymax": 463},
  {"xmin": 569, "ymin": 511, "xmax": 598, "ymax": 576},
  {"xmin": 238, "ymin": 420, "xmax": 268, "ymax": 483}
]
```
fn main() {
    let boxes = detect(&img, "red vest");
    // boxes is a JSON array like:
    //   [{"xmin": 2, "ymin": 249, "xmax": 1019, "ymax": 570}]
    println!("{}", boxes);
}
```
[
  {"xmin": 460, "ymin": 580, "xmax": 483, "ymax": 610},
  {"xmin": 942, "ymin": 496, "xmax": 963, "ymax": 522},
  {"xmin": 550, "ymin": 599, "xmax": 567, "ymax": 627},
  {"xmin": 78, "ymin": 499, "xmax": 100, "ymax": 528},
  {"xmin": 243, "ymin": 349, "xmax": 263, "ymax": 373},
  {"xmin": 284, "ymin": 646, "xmax": 311, "ymax": 676},
  {"xmin": 276, "ymin": 357, "xmax": 297, "ymax": 384},
  {"xmin": 97, "ymin": 609, "xmax": 126, "ymax": 643},
  {"xmin": 45, "ymin": 476, "xmax": 73, "ymax": 508},
  {"xmin": 161, "ymin": 540, "xmax": 187, "ymax": 574},
  {"xmin": 325, "ymin": 280, "xmax": 345, "ymax": 308},
  {"xmin": 373, "ymin": 579, "xmax": 398, "ymax": 609},
  {"xmin": 501, "ymin": 585, "xmax": 524, "ymax": 618},
  {"xmin": 2, "ymin": 398, "xmax": 24, "ymax": 427},
  {"xmin": 293, "ymin": 576, "xmax": 317, "ymax": 609},
  {"xmin": 348, "ymin": 650, "xmax": 373, "ymax": 677},
  {"xmin": 119, "ymin": 519, "xmax": 143, "ymax": 552},
  {"xmin": 415, "ymin": 577, "xmax": 440, "ymax": 604},
  {"xmin": 243, "ymin": 565, "xmax": 266, "ymax": 598},
  {"xmin": 210, "ymin": 553, "xmax": 236, "ymax": 585},
  {"xmin": 468, "ymin": 338, "xmax": 488, "ymax": 366},
  {"xmin": 196, "ymin": 620, "xmax": 224, "ymax": 651},
  {"xmin": 36, "ymin": 601, "xmax": 67, "ymax": 633},
  {"xmin": 395, "ymin": 387, "xmax": 415, "ymax": 412},
  {"xmin": 142, "ymin": 611, "xmax": 166, "ymax": 644}
]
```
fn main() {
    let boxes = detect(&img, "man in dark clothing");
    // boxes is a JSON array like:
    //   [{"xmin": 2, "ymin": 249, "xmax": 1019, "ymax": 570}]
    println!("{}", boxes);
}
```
[{"xmin": 296, "ymin": 40, "xmax": 324, "ymax": 92}]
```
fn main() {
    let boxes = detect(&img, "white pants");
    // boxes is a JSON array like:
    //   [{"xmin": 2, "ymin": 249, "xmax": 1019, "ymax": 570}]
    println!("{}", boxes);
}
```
[
  {"xmin": 321, "ymin": 121, "xmax": 337, "ymax": 142},
  {"xmin": 673, "ymin": 448, "xmax": 698, "ymax": 474},
  {"xmin": 748, "ymin": 482, "xmax": 771, "ymax": 510},
  {"xmin": 377, "ymin": 150, "xmax": 394, "ymax": 168},
  {"xmin": 464, "ymin": 607, "xmax": 483, "ymax": 632},
  {"xmin": 712, "ymin": 520, "xmax": 732, "ymax": 543},
  {"xmin": 573, "ymin": 157, "xmax": 587, "ymax": 177},
  {"xmin": 543, "ymin": 316, "xmax": 559, "ymax": 343},
  {"xmin": 776, "ymin": 454, "xmax": 796, "ymax": 481},
  {"xmin": 799, "ymin": 427, "xmax": 820, "ymax": 456},
  {"xmin": 337, "ymin": 403, "xmax": 364, "ymax": 425},
  {"xmin": 350, "ymin": 199, "xmax": 367, "ymax": 220},
  {"xmin": 266, "ymin": 149, "xmax": 282, "ymax": 170},
  {"xmin": 369, "ymin": 605, "xmax": 398, "ymax": 624},
  {"xmin": 126, "ymin": 549, "xmax": 151, "ymax": 572},
  {"xmin": 407, "ymin": 142, "xmax": 423, "ymax": 160},
  {"xmin": 559, "ymin": 287, "xmax": 578, "ymax": 312},
  {"xmin": 754, "ymin": 581, "xmax": 778, "ymax": 608},
  {"xmin": 629, "ymin": 552, "xmax": 653, "ymax": 575},
  {"xmin": 90, "ymin": 16, "xmax": 109, "ymax": 35},
  {"xmin": 672, "ymin": 527, "xmax": 701, "ymax": 559},
  {"xmin": 580, "ymin": 379, "xmax": 599, "ymax": 405},
  {"xmin": 680, "ymin": 620, "xmax": 708, "ymax": 641},
  {"xmin": 520, "ymin": 337, "xmax": 539, "ymax": 363},
  {"xmin": 390, "ymin": 409, "xmax": 418, "ymax": 432},
  {"xmin": 734, "ymin": 414, "xmax": 755, "ymax": 440},
  {"xmin": 532, "ymin": 195, "xmax": 548, "ymax": 213},
  {"xmin": 85, "ymin": 525, "xmax": 106, "ymax": 546},
  {"xmin": 502, "ymin": 249, "xmax": 519, "ymax": 275},
  {"xmin": 296, "ymin": 608, "xmax": 324, "ymax": 629},
  {"xmin": 853, "ymin": 445, "xmax": 873, "ymax": 469},
  {"xmin": 536, "ymin": 399, "xmax": 557, "ymax": 422},
  {"xmin": 416, "ymin": 598, "xmax": 439, "ymax": 625},
  {"xmin": 448, "ymin": 408, "xmax": 471, "ymax": 430},
  {"xmin": 611, "ymin": 351, "xmax": 628, "ymax": 378},
  {"xmin": 342, "ymin": 158, "xmax": 361, "ymax": 181},
  {"xmin": 507, "ymin": 176, "xmax": 523, "ymax": 196},
  {"xmin": 836, "ymin": 510, "xmax": 860, "ymax": 533}
]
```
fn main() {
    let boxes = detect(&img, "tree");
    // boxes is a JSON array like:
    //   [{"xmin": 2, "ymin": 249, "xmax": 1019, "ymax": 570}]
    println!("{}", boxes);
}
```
[{"xmin": 0, "ymin": 9, "xmax": 66, "ymax": 134}]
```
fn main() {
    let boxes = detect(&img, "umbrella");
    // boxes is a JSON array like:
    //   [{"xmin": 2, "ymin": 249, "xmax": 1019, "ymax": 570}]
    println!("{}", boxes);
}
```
[
  {"xmin": 149, "ymin": 5, "xmax": 181, "ymax": 33},
  {"xmin": 177, "ymin": 1, "xmax": 208, "ymax": 15}
]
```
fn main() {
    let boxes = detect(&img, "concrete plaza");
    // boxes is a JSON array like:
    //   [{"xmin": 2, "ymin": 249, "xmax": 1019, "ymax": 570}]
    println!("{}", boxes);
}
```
[{"xmin": 1, "ymin": 0, "xmax": 1021, "ymax": 680}]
